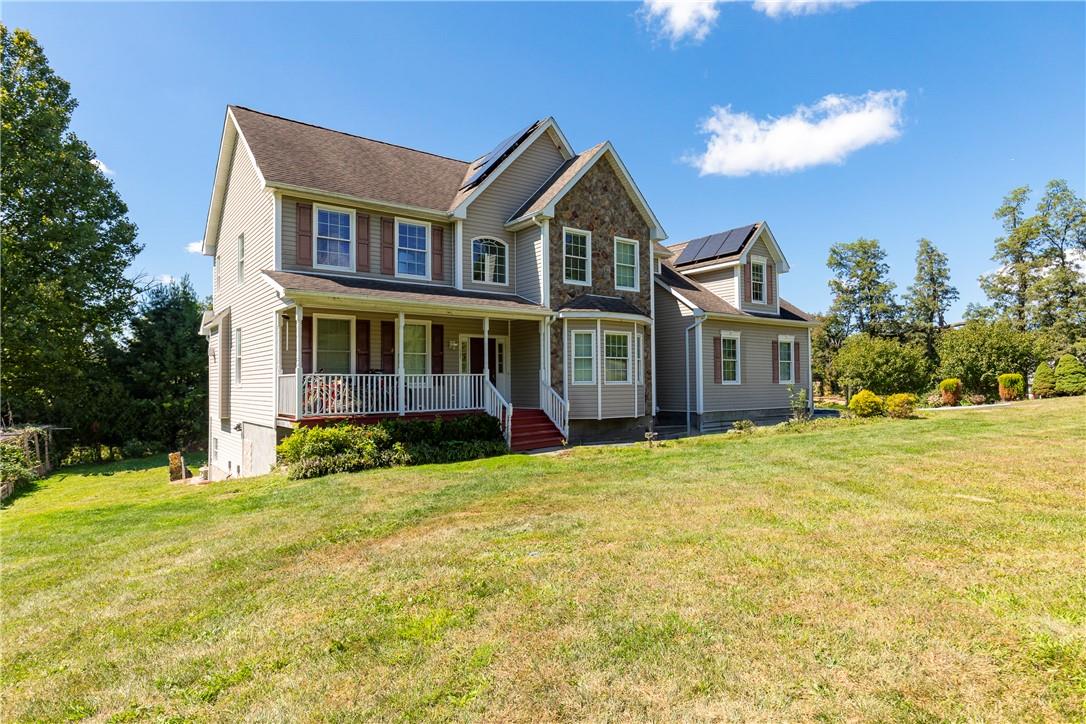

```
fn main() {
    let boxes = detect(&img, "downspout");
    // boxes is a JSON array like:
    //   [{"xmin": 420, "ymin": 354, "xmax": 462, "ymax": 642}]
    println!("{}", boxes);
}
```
[{"xmin": 684, "ymin": 313, "xmax": 705, "ymax": 436}]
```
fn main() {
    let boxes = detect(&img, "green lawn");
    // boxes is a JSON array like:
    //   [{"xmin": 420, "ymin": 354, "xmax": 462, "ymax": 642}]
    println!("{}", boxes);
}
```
[{"xmin": 3, "ymin": 399, "xmax": 1084, "ymax": 722}]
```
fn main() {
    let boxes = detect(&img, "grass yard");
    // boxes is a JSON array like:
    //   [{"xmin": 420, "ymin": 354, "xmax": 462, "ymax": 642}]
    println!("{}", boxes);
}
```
[{"xmin": 3, "ymin": 398, "xmax": 1085, "ymax": 721}]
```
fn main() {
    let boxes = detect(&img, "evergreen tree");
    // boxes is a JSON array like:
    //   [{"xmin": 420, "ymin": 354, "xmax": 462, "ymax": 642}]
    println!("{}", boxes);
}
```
[
  {"xmin": 1053, "ymin": 354, "xmax": 1086, "ymax": 396},
  {"xmin": 0, "ymin": 25, "xmax": 141, "ymax": 429},
  {"xmin": 979, "ymin": 186, "xmax": 1042, "ymax": 328},
  {"xmin": 904, "ymin": 238, "xmax": 958, "ymax": 362},
  {"xmin": 1033, "ymin": 180, "xmax": 1086, "ymax": 354},
  {"xmin": 1031, "ymin": 361, "xmax": 1056, "ymax": 398},
  {"xmin": 826, "ymin": 238, "xmax": 900, "ymax": 338}
]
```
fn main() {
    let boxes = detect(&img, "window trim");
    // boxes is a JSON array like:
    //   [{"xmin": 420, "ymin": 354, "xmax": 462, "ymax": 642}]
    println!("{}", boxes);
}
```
[
  {"xmin": 720, "ymin": 330, "xmax": 741, "ymax": 385},
  {"xmin": 636, "ymin": 331, "xmax": 645, "ymax": 384},
  {"xmin": 562, "ymin": 227, "xmax": 592, "ymax": 286},
  {"xmin": 400, "ymin": 318, "xmax": 432, "ymax": 377},
  {"xmin": 312, "ymin": 203, "xmax": 356, "ymax": 272},
  {"xmin": 613, "ymin": 236, "xmax": 640, "ymax": 292},
  {"xmin": 750, "ymin": 255, "xmax": 767, "ymax": 304},
  {"xmin": 603, "ymin": 330, "xmax": 632, "ymax": 385},
  {"xmin": 470, "ymin": 236, "xmax": 509, "ymax": 287},
  {"xmin": 233, "ymin": 327, "xmax": 243, "ymax": 386},
  {"xmin": 312, "ymin": 313, "xmax": 356, "ymax": 374},
  {"xmin": 394, "ymin": 217, "xmax": 432, "ymax": 281},
  {"xmin": 571, "ymin": 329, "xmax": 596, "ymax": 385},
  {"xmin": 778, "ymin": 333, "xmax": 795, "ymax": 385},
  {"xmin": 236, "ymin": 234, "xmax": 245, "ymax": 285}
]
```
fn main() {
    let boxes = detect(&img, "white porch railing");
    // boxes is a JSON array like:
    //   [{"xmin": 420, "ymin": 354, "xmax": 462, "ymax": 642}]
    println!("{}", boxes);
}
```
[
  {"xmin": 279, "ymin": 373, "xmax": 489, "ymax": 419},
  {"xmin": 484, "ymin": 379, "xmax": 513, "ymax": 447},
  {"xmin": 540, "ymin": 381, "xmax": 569, "ymax": 439}
]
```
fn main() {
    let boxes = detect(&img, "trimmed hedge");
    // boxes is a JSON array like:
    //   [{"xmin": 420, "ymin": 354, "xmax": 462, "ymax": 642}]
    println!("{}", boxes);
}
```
[
  {"xmin": 885, "ymin": 393, "xmax": 918, "ymax": 419},
  {"xmin": 1054, "ymin": 354, "xmax": 1086, "ymax": 396},
  {"xmin": 939, "ymin": 378, "xmax": 962, "ymax": 406},
  {"xmin": 277, "ymin": 414, "xmax": 505, "ymax": 480},
  {"xmin": 997, "ymin": 373, "xmax": 1024, "ymax": 401},
  {"xmin": 848, "ymin": 390, "xmax": 885, "ymax": 417}
]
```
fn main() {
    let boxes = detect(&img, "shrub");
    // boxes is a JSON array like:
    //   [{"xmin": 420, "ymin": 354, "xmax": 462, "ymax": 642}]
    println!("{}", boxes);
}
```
[
  {"xmin": 848, "ymin": 389, "xmax": 885, "ymax": 417},
  {"xmin": 960, "ymin": 394, "xmax": 988, "ymax": 406},
  {"xmin": 924, "ymin": 390, "xmax": 944, "ymax": 408},
  {"xmin": 1054, "ymin": 354, "xmax": 1086, "ymax": 396},
  {"xmin": 121, "ymin": 439, "xmax": 157, "ymax": 459},
  {"xmin": 885, "ymin": 393, "xmax": 918, "ymax": 419},
  {"xmin": 939, "ymin": 378, "xmax": 962, "ymax": 406},
  {"xmin": 936, "ymin": 321, "xmax": 1037, "ymax": 398},
  {"xmin": 377, "ymin": 414, "xmax": 501, "ymax": 444},
  {"xmin": 1032, "ymin": 362, "xmax": 1056, "ymax": 398},
  {"xmin": 731, "ymin": 419, "xmax": 755, "ymax": 434},
  {"xmin": 834, "ymin": 334, "xmax": 931, "ymax": 395},
  {"xmin": 0, "ymin": 442, "xmax": 38, "ymax": 490},
  {"xmin": 787, "ymin": 385, "xmax": 809, "ymax": 421},
  {"xmin": 401, "ymin": 440, "xmax": 507, "ymax": 465},
  {"xmin": 997, "ymin": 373, "xmax": 1024, "ymax": 401}
]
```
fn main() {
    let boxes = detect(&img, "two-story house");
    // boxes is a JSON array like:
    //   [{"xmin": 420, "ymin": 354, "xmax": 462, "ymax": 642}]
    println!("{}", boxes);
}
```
[
  {"xmin": 654, "ymin": 222, "xmax": 818, "ymax": 433},
  {"xmin": 199, "ymin": 107, "xmax": 668, "ymax": 479}
]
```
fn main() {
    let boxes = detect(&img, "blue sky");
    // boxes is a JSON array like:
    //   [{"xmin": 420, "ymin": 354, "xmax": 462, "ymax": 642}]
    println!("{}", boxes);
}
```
[{"xmin": 8, "ymin": 1, "xmax": 1084, "ymax": 319}]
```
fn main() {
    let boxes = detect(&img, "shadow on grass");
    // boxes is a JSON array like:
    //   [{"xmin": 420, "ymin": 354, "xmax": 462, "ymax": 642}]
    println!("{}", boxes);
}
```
[
  {"xmin": 1, "ymin": 479, "xmax": 42, "ymax": 508},
  {"xmin": 58, "ymin": 453, "xmax": 208, "ymax": 477}
]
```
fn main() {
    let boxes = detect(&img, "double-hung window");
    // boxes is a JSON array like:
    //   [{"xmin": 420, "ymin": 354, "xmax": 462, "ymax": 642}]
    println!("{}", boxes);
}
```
[
  {"xmin": 402, "ymin": 323, "xmax": 429, "ymax": 376},
  {"xmin": 778, "ymin": 335, "xmax": 794, "ymax": 384},
  {"xmin": 751, "ymin": 258, "xmax": 767, "ymax": 303},
  {"xmin": 635, "ymin": 332, "xmax": 644, "ymax": 384},
  {"xmin": 396, "ymin": 219, "xmax": 430, "ymax": 279},
  {"xmin": 572, "ymin": 330, "xmax": 595, "ymax": 384},
  {"xmin": 471, "ymin": 238, "xmax": 507, "ymax": 285},
  {"xmin": 604, "ymin": 332, "xmax": 631, "ymax": 384},
  {"xmin": 564, "ymin": 228, "xmax": 591, "ymax": 285},
  {"xmin": 315, "ymin": 207, "xmax": 353, "ymax": 269},
  {"xmin": 236, "ymin": 234, "xmax": 245, "ymax": 284},
  {"xmin": 721, "ymin": 331, "xmax": 740, "ymax": 384},
  {"xmin": 614, "ymin": 237, "xmax": 639, "ymax": 291},
  {"xmin": 233, "ymin": 328, "xmax": 242, "ymax": 384}
]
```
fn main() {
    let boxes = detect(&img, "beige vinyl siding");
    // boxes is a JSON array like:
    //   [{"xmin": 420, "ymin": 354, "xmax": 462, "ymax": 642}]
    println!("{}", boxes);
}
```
[
  {"xmin": 509, "ymin": 319, "xmax": 540, "ymax": 407},
  {"xmin": 740, "ymin": 236, "xmax": 779, "ymax": 314},
  {"xmin": 694, "ymin": 267, "xmax": 737, "ymax": 307},
  {"xmin": 211, "ymin": 136, "xmax": 277, "ymax": 438},
  {"xmin": 281, "ymin": 197, "xmax": 455, "ymax": 285},
  {"xmin": 514, "ymin": 224, "xmax": 542, "ymax": 303},
  {"xmin": 653, "ymin": 289, "xmax": 698, "ymax": 412},
  {"xmin": 461, "ymin": 132, "xmax": 566, "ymax": 295},
  {"xmin": 700, "ymin": 320, "xmax": 807, "ymax": 412},
  {"xmin": 565, "ymin": 320, "xmax": 647, "ymax": 420}
]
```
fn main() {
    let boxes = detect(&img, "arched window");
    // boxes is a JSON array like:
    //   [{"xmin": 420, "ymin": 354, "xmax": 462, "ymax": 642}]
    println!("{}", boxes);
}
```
[{"xmin": 472, "ymin": 237, "xmax": 507, "ymax": 285}]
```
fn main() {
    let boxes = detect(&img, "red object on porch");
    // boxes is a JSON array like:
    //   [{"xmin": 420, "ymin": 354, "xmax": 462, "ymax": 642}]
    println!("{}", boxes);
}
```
[{"xmin": 509, "ymin": 408, "xmax": 564, "ymax": 452}]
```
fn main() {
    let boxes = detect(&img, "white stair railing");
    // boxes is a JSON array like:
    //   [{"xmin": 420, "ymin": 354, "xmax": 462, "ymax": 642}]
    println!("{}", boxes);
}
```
[
  {"xmin": 540, "ymin": 381, "xmax": 569, "ymax": 439},
  {"xmin": 483, "ymin": 379, "xmax": 513, "ymax": 447}
]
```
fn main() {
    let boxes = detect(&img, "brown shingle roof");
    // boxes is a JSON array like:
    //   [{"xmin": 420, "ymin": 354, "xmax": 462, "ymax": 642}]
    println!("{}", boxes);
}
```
[
  {"xmin": 231, "ymin": 106, "xmax": 470, "ymax": 212},
  {"xmin": 507, "ymin": 142, "xmax": 607, "ymax": 222},
  {"xmin": 656, "ymin": 261, "xmax": 813, "ymax": 322},
  {"xmin": 263, "ymin": 270, "xmax": 549, "ymax": 313}
]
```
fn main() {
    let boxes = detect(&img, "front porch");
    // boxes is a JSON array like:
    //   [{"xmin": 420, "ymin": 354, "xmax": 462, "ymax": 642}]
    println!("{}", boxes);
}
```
[{"xmin": 273, "ymin": 303, "xmax": 568, "ymax": 449}]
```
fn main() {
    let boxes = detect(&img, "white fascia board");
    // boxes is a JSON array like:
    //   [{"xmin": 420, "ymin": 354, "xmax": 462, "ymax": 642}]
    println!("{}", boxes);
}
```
[
  {"xmin": 450, "ymin": 118, "xmax": 571, "ymax": 218},
  {"xmin": 555, "ymin": 310, "xmax": 651, "ymax": 324},
  {"xmin": 263, "ymin": 284, "xmax": 551, "ymax": 321},
  {"xmin": 201, "ymin": 111, "xmax": 238, "ymax": 256},
  {"xmin": 740, "ymin": 222, "xmax": 790, "ymax": 273},
  {"xmin": 684, "ymin": 259, "xmax": 742, "ymax": 275},
  {"xmin": 704, "ymin": 311, "xmax": 818, "ymax": 328}
]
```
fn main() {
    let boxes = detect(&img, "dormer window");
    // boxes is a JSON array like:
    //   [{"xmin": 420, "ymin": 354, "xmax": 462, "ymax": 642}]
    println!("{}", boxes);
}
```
[
  {"xmin": 751, "ymin": 257, "xmax": 766, "ymax": 303},
  {"xmin": 471, "ymin": 237, "xmax": 507, "ymax": 285}
]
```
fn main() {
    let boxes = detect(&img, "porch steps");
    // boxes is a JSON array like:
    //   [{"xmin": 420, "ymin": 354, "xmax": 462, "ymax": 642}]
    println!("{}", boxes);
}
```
[{"xmin": 510, "ymin": 408, "xmax": 565, "ymax": 452}]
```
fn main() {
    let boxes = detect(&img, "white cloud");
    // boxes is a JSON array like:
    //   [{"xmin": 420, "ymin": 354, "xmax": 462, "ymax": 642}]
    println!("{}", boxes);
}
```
[
  {"xmin": 752, "ymin": 0, "xmax": 868, "ymax": 18},
  {"xmin": 640, "ymin": 0, "xmax": 720, "ymax": 45},
  {"xmin": 91, "ymin": 158, "xmax": 114, "ymax": 176},
  {"xmin": 688, "ymin": 90, "xmax": 907, "ymax": 176},
  {"xmin": 156, "ymin": 274, "xmax": 176, "ymax": 285},
  {"xmin": 185, "ymin": 240, "xmax": 203, "ymax": 254}
]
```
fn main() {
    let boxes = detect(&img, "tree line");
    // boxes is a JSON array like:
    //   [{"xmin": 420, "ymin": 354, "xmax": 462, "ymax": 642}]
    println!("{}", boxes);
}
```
[
  {"xmin": 1, "ymin": 26, "xmax": 208, "ymax": 459},
  {"xmin": 813, "ymin": 180, "xmax": 1086, "ymax": 399}
]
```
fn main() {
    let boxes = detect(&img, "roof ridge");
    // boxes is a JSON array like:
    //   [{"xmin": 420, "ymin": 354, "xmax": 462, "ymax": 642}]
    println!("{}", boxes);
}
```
[{"xmin": 229, "ymin": 105, "xmax": 471, "ymax": 165}]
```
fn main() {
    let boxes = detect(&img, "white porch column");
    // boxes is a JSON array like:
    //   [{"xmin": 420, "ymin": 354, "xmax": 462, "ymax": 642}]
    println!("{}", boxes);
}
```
[
  {"xmin": 397, "ymin": 311, "xmax": 406, "ymax": 415},
  {"xmin": 538, "ymin": 319, "xmax": 548, "ymax": 387},
  {"xmin": 482, "ymin": 317, "xmax": 490, "ymax": 381},
  {"xmin": 562, "ymin": 319, "xmax": 569, "ymax": 403},
  {"xmin": 596, "ymin": 318, "xmax": 603, "ymax": 420},
  {"xmin": 294, "ymin": 304, "xmax": 304, "ymax": 418}
]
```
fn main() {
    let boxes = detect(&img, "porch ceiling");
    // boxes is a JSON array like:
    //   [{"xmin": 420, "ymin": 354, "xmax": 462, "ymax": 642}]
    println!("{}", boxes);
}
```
[{"xmin": 263, "ymin": 270, "xmax": 550, "ymax": 318}]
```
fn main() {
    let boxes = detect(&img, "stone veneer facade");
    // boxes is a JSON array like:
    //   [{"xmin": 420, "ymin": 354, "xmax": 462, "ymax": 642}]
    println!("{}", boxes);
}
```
[{"xmin": 546, "ymin": 157, "xmax": 654, "ymax": 418}]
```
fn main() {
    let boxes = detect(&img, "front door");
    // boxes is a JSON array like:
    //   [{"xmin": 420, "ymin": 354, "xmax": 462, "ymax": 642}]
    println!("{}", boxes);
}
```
[{"xmin": 463, "ymin": 335, "xmax": 509, "ymax": 398}]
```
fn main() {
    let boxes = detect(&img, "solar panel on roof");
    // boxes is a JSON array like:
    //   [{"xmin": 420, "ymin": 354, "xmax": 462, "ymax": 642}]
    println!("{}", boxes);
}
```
[
  {"xmin": 460, "ymin": 121, "xmax": 540, "ymax": 190},
  {"xmin": 675, "ymin": 224, "xmax": 758, "ymax": 266}
]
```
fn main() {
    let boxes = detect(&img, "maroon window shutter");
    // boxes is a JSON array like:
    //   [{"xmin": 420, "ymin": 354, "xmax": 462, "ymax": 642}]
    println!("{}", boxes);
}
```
[
  {"xmin": 743, "ymin": 263, "xmax": 752, "ymax": 304},
  {"xmin": 301, "ymin": 317, "xmax": 313, "ymax": 373},
  {"xmin": 355, "ymin": 319, "xmax": 371, "ymax": 372},
  {"xmin": 771, "ymin": 339, "xmax": 779, "ymax": 384},
  {"xmin": 431, "ymin": 324, "xmax": 444, "ymax": 373},
  {"xmin": 713, "ymin": 336, "xmax": 722, "ymax": 384},
  {"xmin": 431, "ymin": 226, "xmax": 444, "ymax": 281},
  {"xmin": 356, "ymin": 213, "xmax": 370, "ymax": 272},
  {"xmin": 767, "ymin": 262, "xmax": 775, "ymax": 305},
  {"xmin": 380, "ymin": 320, "xmax": 395, "ymax": 373},
  {"xmin": 381, "ymin": 217, "xmax": 395, "ymax": 275},
  {"xmin": 296, "ymin": 203, "xmax": 313, "ymax": 266}
]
